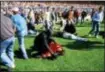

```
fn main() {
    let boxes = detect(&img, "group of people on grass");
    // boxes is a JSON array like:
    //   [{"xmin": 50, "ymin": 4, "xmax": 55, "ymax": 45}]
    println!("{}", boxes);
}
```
[{"xmin": 0, "ymin": 5, "xmax": 104, "ymax": 70}]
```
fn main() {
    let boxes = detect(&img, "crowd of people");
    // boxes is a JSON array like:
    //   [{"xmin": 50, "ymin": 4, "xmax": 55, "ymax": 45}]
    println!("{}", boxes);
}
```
[{"xmin": 0, "ymin": 2, "xmax": 104, "ymax": 71}]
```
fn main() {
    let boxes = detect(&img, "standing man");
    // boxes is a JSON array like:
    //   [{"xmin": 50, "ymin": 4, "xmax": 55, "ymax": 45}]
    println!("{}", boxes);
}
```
[
  {"xmin": 74, "ymin": 9, "xmax": 80, "ymax": 24},
  {"xmin": 51, "ymin": 7, "xmax": 57, "ymax": 25},
  {"xmin": 68, "ymin": 6, "xmax": 74, "ymax": 22},
  {"xmin": 11, "ymin": 7, "xmax": 28, "ymax": 59},
  {"xmin": 81, "ymin": 10, "xmax": 87, "ymax": 24},
  {"xmin": 0, "ymin": 13, "xmax": 15, "ymax": 69},
  {"xmin": 44, "ymin": 7, "xmax": 53, "ymax": 30},
  {"xmin": 88, "ymin": 6, "xmax": 104, "ymax": 38}
]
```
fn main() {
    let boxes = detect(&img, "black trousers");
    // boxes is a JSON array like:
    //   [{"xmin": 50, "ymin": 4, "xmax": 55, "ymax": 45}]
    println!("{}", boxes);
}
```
[{"xmin": 27, "ymin": 23, "xmax": 35, "ymax": 31}]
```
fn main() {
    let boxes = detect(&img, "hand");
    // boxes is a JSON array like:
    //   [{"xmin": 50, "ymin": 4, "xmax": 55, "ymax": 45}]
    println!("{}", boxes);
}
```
[{"xmin": 53, "ymin": 53, "xmax": 58, "ymax": 56}]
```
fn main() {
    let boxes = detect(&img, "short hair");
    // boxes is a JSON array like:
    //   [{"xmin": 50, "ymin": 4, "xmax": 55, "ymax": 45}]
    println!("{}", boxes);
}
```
[{"xmin": 99, "ymin": 6, "xmax": 103, "ymax": 12}]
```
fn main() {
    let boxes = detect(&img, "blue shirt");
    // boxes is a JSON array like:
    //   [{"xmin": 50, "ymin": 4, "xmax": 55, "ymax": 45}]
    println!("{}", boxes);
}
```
[
  {"xmin": 92, "ymin": 11, "xmax": 101, "ymax": 22},
  {"xmin": 11, "ymin": 14, "xmax": 27, "ymax": 36}
]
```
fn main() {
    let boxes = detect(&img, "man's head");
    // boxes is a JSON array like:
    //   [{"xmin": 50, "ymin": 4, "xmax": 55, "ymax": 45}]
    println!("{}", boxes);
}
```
[
  {"xmin": 70, "ymin": 6, "xmax": 74, "ymax": 11},
  {"xmin": 98, "ymin": 6, "xmax": 103, "ymax": 13},
  {"xmin": 52, "ymin": 7, "xmax": 55, "ymax": 11},
  {"xmin": 46, "ymin": 6, "xmax": 50, "ymax": 11},
  {"xmin": 12, "ymin": 7, "xmax": 19, "ymax": 14}
]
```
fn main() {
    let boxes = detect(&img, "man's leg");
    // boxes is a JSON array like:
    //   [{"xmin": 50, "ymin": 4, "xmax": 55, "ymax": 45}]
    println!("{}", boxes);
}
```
[
  {"xmin": 95, "ymin": 22, "xmax": 100, "ymax": 37},
  {"xmin": 7, "ymin": 37, "xmax": 15, "ymax": 62},
  {"xmin": 0, "ymin": 37, "xmax": 15, "ymax": 68},
  {"xmin": 63, "ymin": 32, "xmax": 88, "ymax": 41},
  {"xmin": 88, "ymin": 21, "xmax": 96, "ymax": 35},
  {"xmin": 17, "ymin": 36, "xmax": 28, "ymax": 59},
  {"xmin": 71, "ymin": 34, "xmax": 88, "ymax": 41}
]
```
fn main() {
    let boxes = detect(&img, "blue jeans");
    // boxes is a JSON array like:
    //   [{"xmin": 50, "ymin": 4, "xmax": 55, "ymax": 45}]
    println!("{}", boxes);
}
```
[
  {"xmin": 89, "ymin": 21, "xmax": 100, "ymax": 36},
  {"xmin": 63, "ymin": 32, "xmax": 88, "ymax": 41},
  {"xmin": 17, "ymin": 36, "xmax": 28, "ymax": 59},
  {"xmin": 0, "ymin": 36, "xmax": 15, "ymax": 68}
]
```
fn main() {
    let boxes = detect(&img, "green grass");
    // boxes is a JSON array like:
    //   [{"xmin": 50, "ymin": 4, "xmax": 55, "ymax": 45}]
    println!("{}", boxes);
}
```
[{"xmin": 1, "ymin": 22, "xmax": 104, "ymax": 71}]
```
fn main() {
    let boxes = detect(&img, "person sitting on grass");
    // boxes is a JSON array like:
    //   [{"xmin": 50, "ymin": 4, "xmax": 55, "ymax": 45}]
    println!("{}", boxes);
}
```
[
  {"xmin": 31, "ymin": 29, "xmax": 64, "ymax": 59},
  {"xmin": 56, "ymin": 7, "xmax": 88, "ymax": 42}
]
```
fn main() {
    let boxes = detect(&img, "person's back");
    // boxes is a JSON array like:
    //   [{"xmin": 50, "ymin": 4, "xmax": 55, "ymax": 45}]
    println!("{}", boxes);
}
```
[
  {"xmin": 64, "ymin": 20, "xmax": 76, "ymax": 34},
  {"xmin": 34, "ymin": 32, "xmax": 47, "ymax": 52},
  {"xmin": 0, "ymin": 13, "xmax": 14, "ymax": 41},
  {"xmin": 34, "ymin": 30, "xmax": 52, "ymax": 52},
  {"xmin": 81, "ymin": 11, "xmax": 87, "ymax": 18},
  {"xmin": 68, "ymin": 10, "xmax": 74, "ymax": 20},
  {"xmin": 11, "ymin": 14, "xmax": 27, "ymax": 36}
]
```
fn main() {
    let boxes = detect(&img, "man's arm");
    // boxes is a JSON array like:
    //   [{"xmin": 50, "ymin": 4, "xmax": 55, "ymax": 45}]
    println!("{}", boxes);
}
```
[
  {"xmin": 43, "ymin": 33, "xmax": 55, "ymax": 55},
  {"xmin": 44, "ymin": 37, "xmax": 55, "ymax": 55}
]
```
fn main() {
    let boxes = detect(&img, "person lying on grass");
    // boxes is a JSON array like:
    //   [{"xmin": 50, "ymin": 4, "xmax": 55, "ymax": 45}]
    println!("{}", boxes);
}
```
[
  {"xmin": 57, "ymin": 19, "xmax": 88, "ymax": 42},
  {"xmin": 31, "ymin": 29, "xmax": 64, "ymax": 59}
]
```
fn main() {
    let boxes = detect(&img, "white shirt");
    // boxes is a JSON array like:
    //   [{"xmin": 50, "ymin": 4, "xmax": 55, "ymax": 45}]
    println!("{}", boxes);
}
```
[
  {"xmin": 44, "ymin": 11, "xmax": 51, "ymax": 21},
  {"xmin": 99, "ymin": 11, "xmax": 104, "ymax": 22}
]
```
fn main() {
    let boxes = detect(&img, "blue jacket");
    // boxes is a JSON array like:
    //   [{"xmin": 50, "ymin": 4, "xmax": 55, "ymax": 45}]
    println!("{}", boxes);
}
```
[{"xmin": 11, "ymin": 14, "xmax": 27, "ymax": 36}]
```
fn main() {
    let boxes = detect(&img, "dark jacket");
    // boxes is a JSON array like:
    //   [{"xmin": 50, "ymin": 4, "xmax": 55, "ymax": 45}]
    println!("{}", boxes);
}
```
[
  {"xmin": 33, "ymin": 30, "xmax": 54, "ymax": 53},
  {"xmin": 64, "ymin": 20, "xmax": 76, "ymax": 34}
]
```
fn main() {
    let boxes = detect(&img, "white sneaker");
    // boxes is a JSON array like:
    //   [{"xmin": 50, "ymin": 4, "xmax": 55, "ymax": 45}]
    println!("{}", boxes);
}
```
[
  {"xmin": 11, "ymin": 63, "xmax": 15, "ymax": 69},
  {"xmin": 7, "ymin": 63, "xmax": 15, "ymax": 71}
]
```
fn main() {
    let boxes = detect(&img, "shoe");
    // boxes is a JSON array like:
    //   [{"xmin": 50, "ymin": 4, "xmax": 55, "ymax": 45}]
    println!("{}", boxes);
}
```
[
  {"xmin": 7, "ymin": 64, "xmax": 15, "ymax": 72},
  {"xmin": 11, "ymin": 64, "xmax": 15, "ymax": 69},
  {"xmin": 8, "ymin": 63, "xmax": 15, "ymax": 69},
  {"xmin": 23, "ymin": 56, "xmax": 28, "ymax": 59}
]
